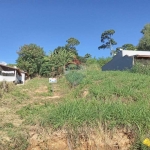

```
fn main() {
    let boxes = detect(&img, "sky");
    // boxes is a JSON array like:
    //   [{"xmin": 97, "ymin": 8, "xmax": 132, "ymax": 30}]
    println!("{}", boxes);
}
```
[{"xmin": 0, "ymin": 0, "xmax": 150, "ymax": 64}]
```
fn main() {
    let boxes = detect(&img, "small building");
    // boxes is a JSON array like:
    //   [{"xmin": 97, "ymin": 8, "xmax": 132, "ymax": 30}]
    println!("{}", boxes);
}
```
[
  {"xmin": 0, "ymin": 64, "xmax": 28, "ymax": 84},
  {"xmin": 102, "ymin": 50, "xmax": 150, "ymax": 71}
]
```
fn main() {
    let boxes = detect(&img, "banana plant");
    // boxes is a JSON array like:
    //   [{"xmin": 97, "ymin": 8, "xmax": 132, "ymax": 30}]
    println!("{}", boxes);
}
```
[{"xmin": 49, "ymin": 48, "xmax": 76, "ymax": 74}]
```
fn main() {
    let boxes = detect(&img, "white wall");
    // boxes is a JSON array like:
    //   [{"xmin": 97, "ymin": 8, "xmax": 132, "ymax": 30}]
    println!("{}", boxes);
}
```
[
  {"xmin": 122, "ymin": 50, "xmax": 150, "ymax": 57},
  {"xmin": 0, "ymin": 75, "xmax": 16, "ymax": 82}
]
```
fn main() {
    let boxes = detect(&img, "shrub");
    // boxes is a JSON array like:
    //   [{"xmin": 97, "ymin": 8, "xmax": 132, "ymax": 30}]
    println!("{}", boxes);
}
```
[
  {"xmin": 130, "ymin": 63, "xmax": 150, "ymax": 75},
  {"xmin": 65, "ymin": 71, "xmax": 85, "ymax": 87},
  {"xmin": 86, "ymin": 58, "xmax": 97, "ymax": 66},
  {"xmin": 97, "ymin": 57, "xmax": 112, "ymax": 67}
]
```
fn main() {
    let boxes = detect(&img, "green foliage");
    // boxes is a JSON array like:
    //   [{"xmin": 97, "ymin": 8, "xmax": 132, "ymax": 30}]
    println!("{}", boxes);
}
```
[
  {"xmin": 39, "ymin": 56, "xmax": 52, "ymax": 77},
  {"xmin": 77, "ymin": 55, "xmax": 86, "ymax": 63},
  {"xmin": 130, "ymin": 62, "xmax": 150, "ymax": 75},
  {"xmin": 86, "ymin": 57, "xmax": 111, "ymax": 68},
  {"xmin": 116, "ymin": 44, "xmax": 137, "ymax": 52},
  {"xmin": 121, "ymin": 44, "xmax": 137, "ymax": 50},
  {"xmin": 49, "ymin": 48, "xmax": 75, "ymax": 75},
  {"xmin": 17, "ymin": 98, "xmax": 150, "ymax": 132},
  {"xmin": 84, "ymin": 53, "xmax": 91, "ymax": 59},
  {"xmin": 86, "ymin": 58, "xmax": 98, "ymax": 65},
  {"xmin": 66, "ymin": 37, "xmax": 80, "ymax": 48},
  {"xmin": 7, "ymin": 64, "xmax": 17, "ymax": 67},
  {"xmin": 98, "ymin": 29, "xmax": 117, "ymax": 53},
  {"xmin": 16, "ymin": 44, "xmax": 45, "ymax": 77},
  {"xmin": 138, "ymin": 24, "xmax": 150, "ymax": 50},
  {"xmin": 97, "ymin": 57, "xmax": 112, "ymax": 67},
  {"xmin": 65, "ymin": 71, "xmax": 85, "ymax": 87},
  {"xmin": 16, "ymin": 69, "xmax": 150, "ymax": 148},
  {"xmin": 65, "ymin": 37, "xmax": 80, "ymax": 55},
  {"xmin": 67, "ymin": 64, "xmax": 79, "ymax": 70}
]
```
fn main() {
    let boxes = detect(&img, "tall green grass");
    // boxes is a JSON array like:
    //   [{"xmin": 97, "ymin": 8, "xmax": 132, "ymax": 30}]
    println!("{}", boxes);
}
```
[
  {"xmin": 17, "ymin": 69, "xmax": 150, "ymax": 148},
  {"xmin": 18, "ymin": 70, "xmax": 150, "ymax": 129},
  {"xmin": 17, "ymin": 99, "xmax": 150, "ymax": 134}
]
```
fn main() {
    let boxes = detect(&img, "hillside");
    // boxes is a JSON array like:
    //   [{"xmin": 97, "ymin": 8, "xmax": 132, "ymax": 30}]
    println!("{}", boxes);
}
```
[{"xmin": 0, "ymin": 65, "xmax": 150, "ymax": 150}]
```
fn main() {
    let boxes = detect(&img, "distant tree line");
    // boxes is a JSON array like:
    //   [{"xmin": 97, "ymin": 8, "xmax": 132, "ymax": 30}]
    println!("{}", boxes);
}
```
[
  {"xmin": 16, "ymin": 38, "xmax": 91, "ymax": 78},
  {"xmin": 98, "ymin": 23, "xmax": 150, "ymax": 55}
]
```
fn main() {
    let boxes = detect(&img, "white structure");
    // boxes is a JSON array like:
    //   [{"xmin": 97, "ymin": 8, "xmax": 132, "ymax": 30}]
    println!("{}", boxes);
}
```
[
  {"xmin": 102, "ymin": 50, "xmax": 150, "ymax": 71},
  {"xmin": 0, "ymin": 64, "xmax": 28, "ymax": 84},
  {"xmin": 122, "ymin": 50, "xmax": 150, "ymax": 57}
]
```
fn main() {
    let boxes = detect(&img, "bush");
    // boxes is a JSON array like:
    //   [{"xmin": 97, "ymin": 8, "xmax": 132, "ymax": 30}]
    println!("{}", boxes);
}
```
[
  {"xmin": 97, "ymin": 57, "xmax": 112, "ymax": 67},
  {"xmin": 130, "ymin": 63, "xmax": 150, "ymax": 75},
  {"xmin": 86, "ymin": 58, "xmax": 97, "ymax": 66},
  {"xmin": 65, "ymin": 71, "xmax": 85, "ymax": 87}
]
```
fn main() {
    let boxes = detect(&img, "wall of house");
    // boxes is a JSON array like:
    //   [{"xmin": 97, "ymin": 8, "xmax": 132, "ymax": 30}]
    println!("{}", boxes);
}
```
[
  {"xmin": 0, "ymin": 75, "xmax": 16, "ymax": 82},
  {"xmin": 102, "ymin": 54, "xmax": 133, "ymax": 71},
  {"xmin": 0, "ymin": 69, "xmax": 17, "ymax": 82}
]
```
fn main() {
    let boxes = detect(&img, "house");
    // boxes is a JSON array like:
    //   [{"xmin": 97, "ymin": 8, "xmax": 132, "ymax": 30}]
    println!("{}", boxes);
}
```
[
  {"xmin": 0, "ymin": 64, "xmax": 28, "ymax": 84},
  {"xmin": 102, "ymin": 50, "xmax": 150, "ymax": 71}
]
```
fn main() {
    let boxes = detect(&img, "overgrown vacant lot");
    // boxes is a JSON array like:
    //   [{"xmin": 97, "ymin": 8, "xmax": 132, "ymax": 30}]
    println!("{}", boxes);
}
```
[{"xmin": 1, "ymin": 66, "xmax": 150, "ymax": 150}]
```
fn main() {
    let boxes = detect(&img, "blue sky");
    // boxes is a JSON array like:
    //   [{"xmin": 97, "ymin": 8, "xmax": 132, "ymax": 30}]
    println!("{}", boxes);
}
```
[{"xmin": 0, "ymin": 0, "xmax": 150, "ymax": 64}]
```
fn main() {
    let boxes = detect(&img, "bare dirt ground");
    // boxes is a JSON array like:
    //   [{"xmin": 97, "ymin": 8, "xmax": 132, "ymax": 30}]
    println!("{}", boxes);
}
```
[
  {"xmin": 0, "ymin": 80, "xmax": 134, "ymax": 150},
  {"xmin": 26, "ymin": 126, "xmax": 133, "ymax": 150}
]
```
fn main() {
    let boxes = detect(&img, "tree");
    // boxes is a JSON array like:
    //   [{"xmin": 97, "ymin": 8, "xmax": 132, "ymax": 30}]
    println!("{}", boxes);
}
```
[
  {"xmin": 115, "ymin": 44, "xmax": 136, "ymax": 52},
  {"xmin": 16, "ymin": 44, "xmax": 45, "ymax": 77},
  {"xmin": 49, "ymin": 48, "xmax": 75, "ymax": 74},
  {"xmin": 121, "ymin": 44, "xmax": 137, "ymax": 50},
  {"xmin": 65, "ymin": 37, "xmax": 80, "ymax": 55},
  {"xmin": 98, "ymin": 29, "xmax": 117, "ymax": 55},
  {"xmin": 112, "ymin": 44, "xmax": 137, "ymax": 56},
  {"xmin": 138, "ymin": 24, "xmax": 150, "ymax": 51},
  {"xmin": 84, "ymin": 53, "xmax": 91, "ymax": 59},
  {"xmin": 39, "ymin": 56, "xmax": 52, "ymax": 77},
  {"xmin": 66, "ymin": 37, "xmax": 80, "ymax": 48}
]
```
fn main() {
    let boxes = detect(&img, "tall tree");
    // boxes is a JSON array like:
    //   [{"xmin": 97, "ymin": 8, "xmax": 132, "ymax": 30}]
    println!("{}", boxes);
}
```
[
  {"xmin": 16, "ymin": 44, "xmax": 45, "ymax": 77},
  {"xmin": 138, "ymin": 24, "xmax": 150, "ymax": 51},
  {"xmin": 84, "ymin": 53, "xmax": 91, "ymax": 59},
  {"xmin": 65, "ymin": 37, "xmax": 80, "ymax": 55},
  {"xmin": 98, "ymin": 29, "xmax": 117, "ymax": 55},
  {"xmin": 121, "ymin": 44, "xmax": 137, "ymax": 50}
]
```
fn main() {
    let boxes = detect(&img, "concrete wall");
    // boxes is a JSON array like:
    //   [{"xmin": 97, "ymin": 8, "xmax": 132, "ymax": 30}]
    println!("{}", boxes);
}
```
[
  {"xmin": 16, "ymin": 72, "xmax": 25, "ymax": 84},
  {"xmin": 0, "ymin": 75, "xmax": 16, "ymax": 82},
  {"xmin": 102, "ymin": 54, "xmax": 133, "ymax": 71}
]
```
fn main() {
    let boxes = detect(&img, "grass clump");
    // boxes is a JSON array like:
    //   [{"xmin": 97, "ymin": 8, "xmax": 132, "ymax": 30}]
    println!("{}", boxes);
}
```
[{"xmin": 0, "ymin": 81, "xmax": 15, "ymax": 98}]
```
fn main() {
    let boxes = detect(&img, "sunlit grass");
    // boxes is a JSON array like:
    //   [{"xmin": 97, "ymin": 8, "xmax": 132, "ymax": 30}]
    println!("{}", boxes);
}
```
[{"xmin": 3, "ymin": 66, "xmax": 150, "ymax": 149}]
